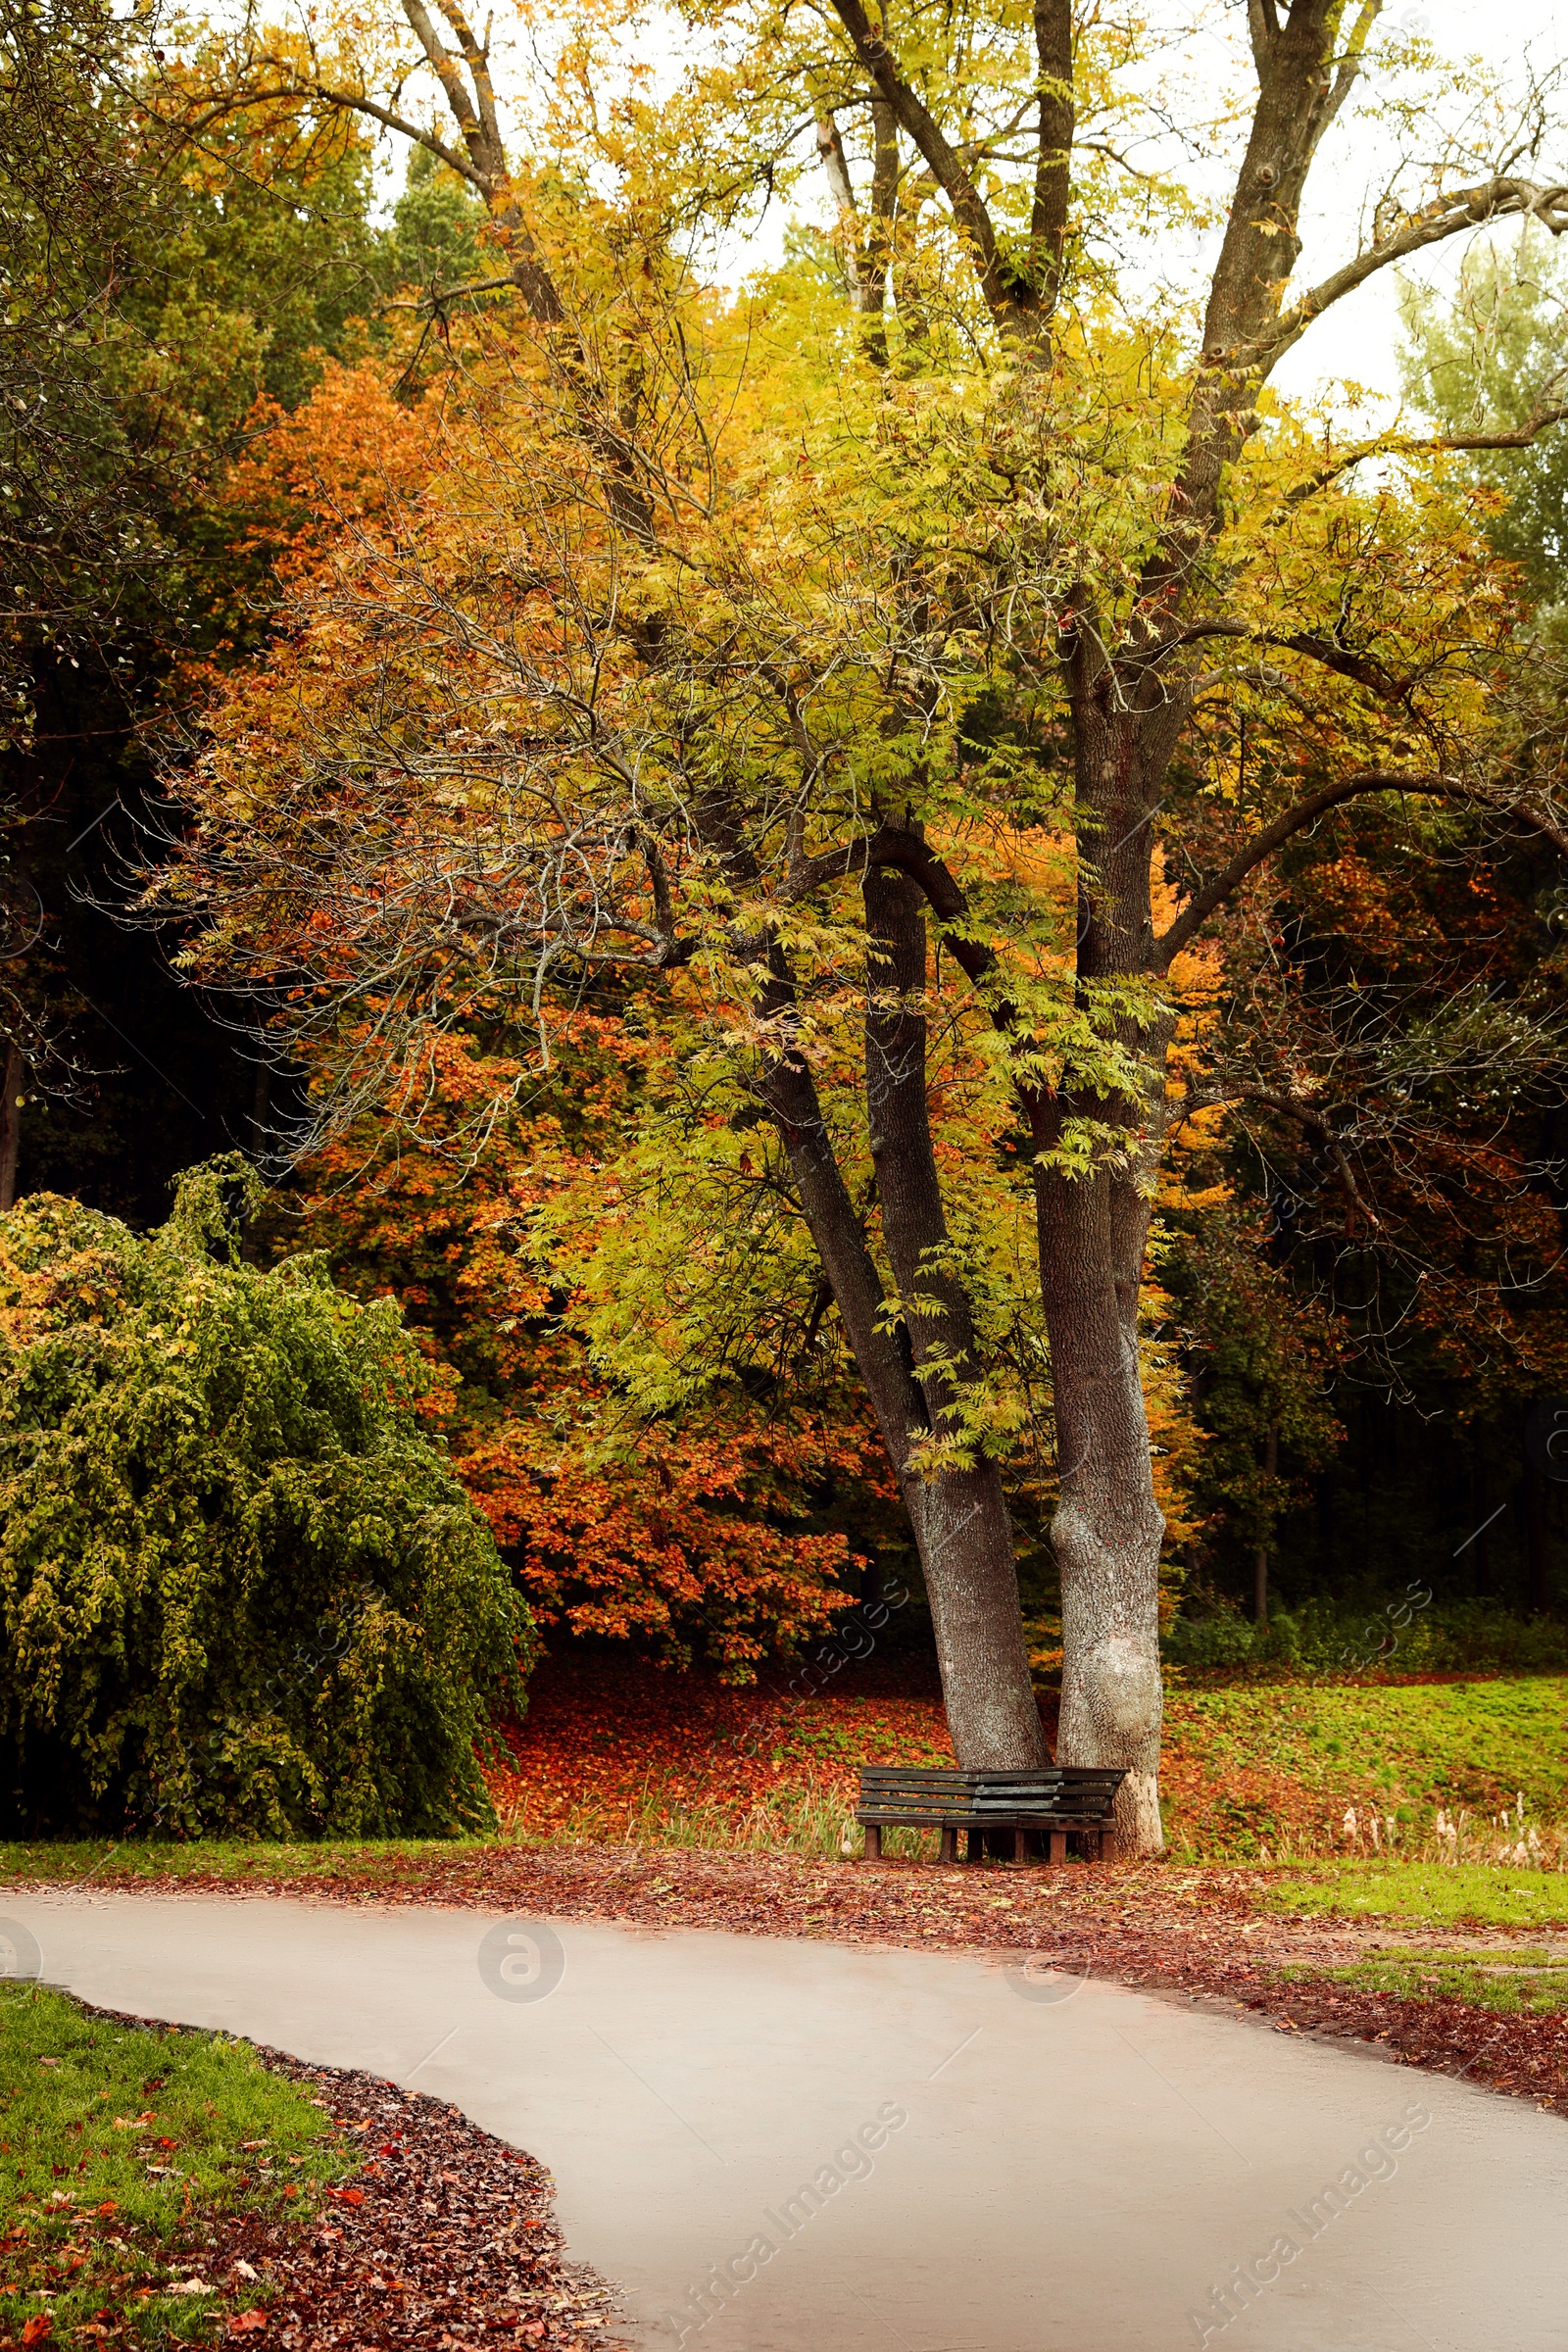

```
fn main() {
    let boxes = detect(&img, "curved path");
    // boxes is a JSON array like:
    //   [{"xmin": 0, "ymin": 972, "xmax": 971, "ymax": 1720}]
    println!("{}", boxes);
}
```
[{"xmin": 3, "ymin": 1890, "xmax": 1563, "ymax": 2350}]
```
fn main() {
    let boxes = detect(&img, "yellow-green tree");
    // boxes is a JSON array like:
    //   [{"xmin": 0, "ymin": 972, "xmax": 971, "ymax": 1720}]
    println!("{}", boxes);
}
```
[{"xmin": 145, "ymin": 0, "xmax": 1568, "ymax": 1851}]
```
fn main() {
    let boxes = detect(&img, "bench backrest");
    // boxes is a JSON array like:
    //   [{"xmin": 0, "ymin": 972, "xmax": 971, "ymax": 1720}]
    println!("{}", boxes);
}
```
[{"xmin": 858, "ymin": 1764, "xmax": 1125, "ymax": 1820}]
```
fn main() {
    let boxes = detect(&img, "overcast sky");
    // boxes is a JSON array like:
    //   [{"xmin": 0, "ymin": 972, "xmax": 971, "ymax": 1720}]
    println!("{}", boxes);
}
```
[
  {"xmin": 416, "ymin": 0, "xmax": 1565, "ymax": 422},
  {"xmin": 1271, "ymin": 0, "xmax": 1565, "ymax": 418}
]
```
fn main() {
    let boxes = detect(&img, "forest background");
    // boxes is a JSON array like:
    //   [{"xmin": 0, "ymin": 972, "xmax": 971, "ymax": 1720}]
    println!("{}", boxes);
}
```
[{"xmin": 4, "ymin": 0, "xmax": 1568, "ymax": 1830}]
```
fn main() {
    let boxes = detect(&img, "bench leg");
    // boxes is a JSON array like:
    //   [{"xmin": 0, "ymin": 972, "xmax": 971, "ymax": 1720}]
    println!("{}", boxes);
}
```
[
  {"xmin": 1048, "ymin": 1829, "xmax": 1068, "ymax": 1866},
  {"xmin": 939, "ymin": 1826, "xmax": 958, "ymax": 1865},
  {"xmin": 966, "ymin": 1827, "xmax": 985, "ymax": 1864},
  {"xmin": 863, "ymin": 1823, "xmax": 881, "ymax": 1862},
  {"xmin": 1013, "ymin": 1826, "xmax": 1031, "ymax": 1865}
]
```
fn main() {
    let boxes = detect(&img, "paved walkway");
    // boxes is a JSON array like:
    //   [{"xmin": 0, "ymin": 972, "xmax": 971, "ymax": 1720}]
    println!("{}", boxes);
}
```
[{"xmin": 3, "ymin": 1890, "xmax": 1564, "ymax": 2350}]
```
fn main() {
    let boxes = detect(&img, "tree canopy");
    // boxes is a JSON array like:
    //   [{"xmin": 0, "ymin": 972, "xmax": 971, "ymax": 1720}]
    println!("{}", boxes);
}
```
[{"xmin": 3, "ymin": 0, "xmax": 1567, "ymax": 1852}]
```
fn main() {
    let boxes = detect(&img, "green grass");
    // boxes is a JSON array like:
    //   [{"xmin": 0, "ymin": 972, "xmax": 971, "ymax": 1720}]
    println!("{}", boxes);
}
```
[
  {"xmin": 0, "ymin": 1984, "xmax": 353, "ymax": 2346},
  {"xmin": 1264, "ymin": 1859, "xmax": 1568, "ymax": 1928},
  {"xmin": 0, "ymin": 1838, "xmax": 471, "ymax": 1886},
  {"xmin": 1166, "ymin": 1673, "xmax": 1568, "ymax": 1818},
  {"xmin": 1280, "ymin": 1944, "xmax": 1568, "ymax": 2017}
]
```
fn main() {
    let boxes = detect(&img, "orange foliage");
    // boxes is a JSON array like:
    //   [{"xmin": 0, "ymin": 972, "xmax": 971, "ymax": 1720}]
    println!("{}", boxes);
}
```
[{"xmin": 283, "ymin": 1008, "xmax": 880, "ymax": 1680}]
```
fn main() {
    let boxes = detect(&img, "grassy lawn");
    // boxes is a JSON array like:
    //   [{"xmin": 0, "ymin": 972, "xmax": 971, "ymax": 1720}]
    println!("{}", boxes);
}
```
[
  {"xmin": 1278, "ymin": 1944, "xmax": 1568, "ymax": 2017},
  {"xmin": 0, "ymin": 1838, "xmax": 470, "ymax": 1888},
  {"xmin": 1156, "ymin": 1673, "xmax": 1568, "ymax": 1858},
  {"xmin": 0, "ymin": 1984, "xmax": 352, "ymax": 2347},
  {"xmin": 1263, "ymin": 1859, "xmax": 1568, "ymax": 1928}
]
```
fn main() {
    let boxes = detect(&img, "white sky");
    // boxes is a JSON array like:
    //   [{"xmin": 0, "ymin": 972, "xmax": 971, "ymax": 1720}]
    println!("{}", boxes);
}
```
[
  {"xmin": 1271, "ymin": 0, "xmax": 1566, "ymax": 420},
  {"xmin": 403, "ymin": 0, "xmax": 1566, "ymax": 424}
]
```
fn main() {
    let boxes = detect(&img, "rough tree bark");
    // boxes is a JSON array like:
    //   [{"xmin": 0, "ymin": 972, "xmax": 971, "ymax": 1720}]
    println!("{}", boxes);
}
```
[
  {"xmin": 758, "ymin": 905, "xmax": 1046, "ymax": 1768},
  {"xmin": 863, "ymin": 858, "xmax": 1046, "ymax": 1765}
]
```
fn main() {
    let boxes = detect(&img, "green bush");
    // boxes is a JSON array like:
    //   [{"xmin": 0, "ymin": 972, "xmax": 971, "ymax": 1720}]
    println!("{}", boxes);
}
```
[
  {"xmin": 0, "ymin": 1159, "xmax": 534, "ymax": 1837},
  {"xmin": 1163, "ymin": 1591, "xmax": 1568, "ymax": 1677}
]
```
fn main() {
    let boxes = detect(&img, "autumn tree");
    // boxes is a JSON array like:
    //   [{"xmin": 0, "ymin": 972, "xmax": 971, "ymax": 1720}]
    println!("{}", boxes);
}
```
[
  {"xmin": 1401, "ymin": 229, "xmax": 1568, "ymax": 602},
  {"xmin": 145, "ymin": 1, "xmax": 1568, "ymax": 1851}
]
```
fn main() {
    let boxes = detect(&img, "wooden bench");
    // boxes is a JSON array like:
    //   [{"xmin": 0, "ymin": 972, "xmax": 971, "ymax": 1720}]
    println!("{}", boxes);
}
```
[{"xmin": 856, "ymin": 1765, "xmax": 1126, "ymax": 1864}]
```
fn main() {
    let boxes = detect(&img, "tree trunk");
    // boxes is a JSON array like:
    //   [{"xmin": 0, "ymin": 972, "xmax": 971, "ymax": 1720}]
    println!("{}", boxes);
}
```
[
  {"xmin": 758, "ymin": 908, "xmax": 1047, "ymax": 1772},
  {"xmin": 863, "ymin": 864, "xmax": 1046, "ymax": 1767},
  {"xmin": 1032, "ymin": 1160, "xmax": 1165, "ymax": 1851},
  {"xmin": 1017, "ymin": 676, "xmax": 1178, "ymax": 1855}
]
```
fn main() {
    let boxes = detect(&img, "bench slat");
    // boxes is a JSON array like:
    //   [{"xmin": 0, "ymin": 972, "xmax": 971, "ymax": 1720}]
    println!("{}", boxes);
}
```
[{"xmin": 856, "ymin": 1761, "xmax": 1125, "ymax": 1835}]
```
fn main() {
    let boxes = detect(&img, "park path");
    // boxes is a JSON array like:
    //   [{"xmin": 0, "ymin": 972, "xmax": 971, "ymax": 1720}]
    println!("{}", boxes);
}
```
[{"xmin": 3, "ymin": 1889, "xmax": 1564, "ymax": 2351}]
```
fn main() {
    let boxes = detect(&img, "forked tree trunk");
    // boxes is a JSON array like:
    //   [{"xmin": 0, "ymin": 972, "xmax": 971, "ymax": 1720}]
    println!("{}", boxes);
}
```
[
  {"xmin": 759, "ymin": 875, "xmax": 1047, "ymax": 1771},
  {"xmin": 863, "ymin": 864, "xmax": 1045, "ymax": 1767}
]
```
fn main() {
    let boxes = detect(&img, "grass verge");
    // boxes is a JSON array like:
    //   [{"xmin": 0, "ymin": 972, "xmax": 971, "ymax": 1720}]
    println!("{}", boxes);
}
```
[
  {"xmin": 0, "ymin": 1984, "xmax": 352, "ymax": 2347},
  {"xmin": 1279, "ymin": 1945, "xmax": 1568, "ymax": 2018},
  {"xmin": 0, "ymin": 1840, "xmax": 468, "ymax": 1887},
  {"xmin": 1263, "ymin": 1860, "xmax": 1568, "ymax": 1928}
]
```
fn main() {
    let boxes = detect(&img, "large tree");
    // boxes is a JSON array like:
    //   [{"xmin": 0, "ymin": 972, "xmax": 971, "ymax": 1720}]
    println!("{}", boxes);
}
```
[{"xmin": 147, "ymin": 0, "xmax": 1568, "ymax": 1850}]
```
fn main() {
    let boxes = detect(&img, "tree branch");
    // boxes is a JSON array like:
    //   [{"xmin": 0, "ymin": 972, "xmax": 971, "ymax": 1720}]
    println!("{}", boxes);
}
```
[
  {"xmin": 180, "ymin": 73, "xmax": 489, "ymax": 193},
  {"xmin": 1282, "ymin": 402, "xmax": 1568, "ymax": 506},
  {"xmin": 814, "ymin": 108, "xmax": 864, "ymax": 307},
  {"xmin": 1226, "ymin": 174, "xmax": 1568, "ymax": 381},
  {"xmin": 1186, "ymin": 1085, "xmax": 1380, "ymax": 1227},
  {"xmin": 822, "ymin": 0, "xmax": 1031, "ymax": 328},
  {"xmin": 399, "ymin": 0, "xmax": 486, "ymax": 151},
  {"xmin": 1155, "ymin": 770, "xmax": 1568, "ymax": 969}
]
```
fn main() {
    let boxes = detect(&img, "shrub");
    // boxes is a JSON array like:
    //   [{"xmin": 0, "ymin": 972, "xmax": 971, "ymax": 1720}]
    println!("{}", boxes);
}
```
[
  {"xmin": 1162, "ymin": 1592, "xmax": 1568, "ymax": 1677},
  {"xmin": 0, "ymin": 1160, "xmax": 534, "ymax": 1837}
]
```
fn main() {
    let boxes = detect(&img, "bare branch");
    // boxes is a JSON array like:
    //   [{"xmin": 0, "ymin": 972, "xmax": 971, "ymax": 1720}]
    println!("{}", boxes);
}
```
[
  {"xmin": 1228, "ymin": 175, "xmax": 1568, "ymax": 382},
  {"xmin": 1187, "ymin": 1085, "xmax": 1381, "ymax": 1227},
  {"xmin": 1155, "ymin": 771, "xmax": 1568, "ymax": 970},
  {"xmin": 181, "ymin": 72, "xmax": 489, "ymax": 193},
  {"xmin": 399, "ymin": 0, "xmax": 485, "ymax": 151},
  {"xmin": 1282, "ymin": 402, "xmax": 1568, "ymax": 506}
]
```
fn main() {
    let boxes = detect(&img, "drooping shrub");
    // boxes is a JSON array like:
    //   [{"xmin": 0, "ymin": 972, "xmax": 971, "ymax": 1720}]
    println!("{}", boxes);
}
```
[{"xmin": 0, "ymin": 1159, "xmax": 534, "ymax": 1837}]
